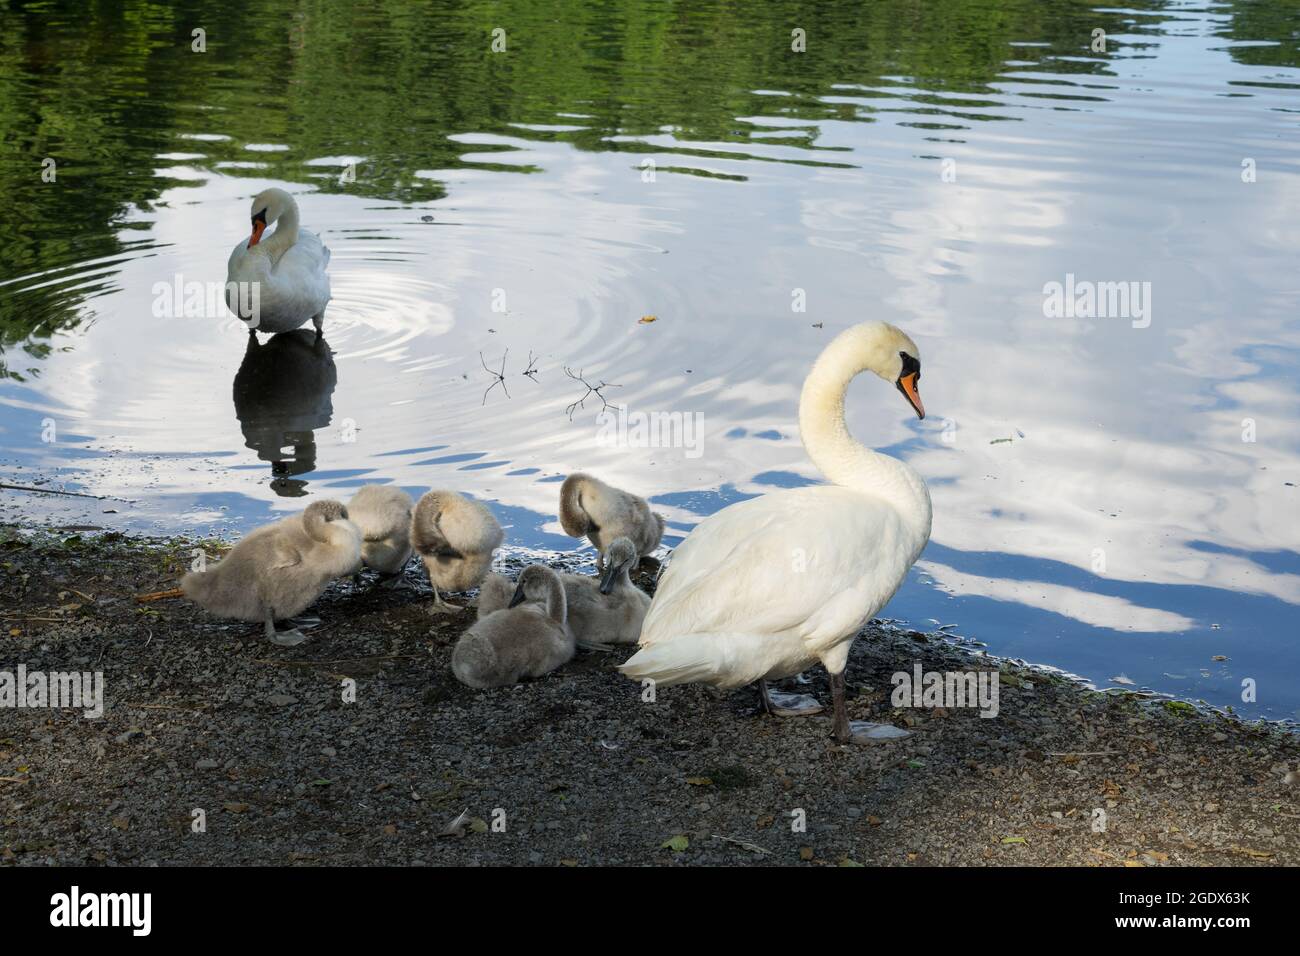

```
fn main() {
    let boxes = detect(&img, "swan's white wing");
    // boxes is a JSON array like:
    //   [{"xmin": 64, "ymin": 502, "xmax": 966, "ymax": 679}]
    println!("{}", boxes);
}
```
[
  {"xmin": 630, "ymin": 486, "xmax": 915, "ymax": 685},
  {"xmin": 278, "ymin": 228, "xmax": 330, "ymax": 278}
]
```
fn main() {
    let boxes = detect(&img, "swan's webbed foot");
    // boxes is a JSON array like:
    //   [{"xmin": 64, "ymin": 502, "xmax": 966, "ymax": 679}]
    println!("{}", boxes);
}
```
[
  {"xmin": 425, "ymin": 592, "xmax": 463, "ymax": 616},
  {"xmin": 763, "ymin": 684, "xmax": 825, "ymax": 718},
  {"xmin": 264, "ymin": 613, "xmax": 309, "ymax": 647},
  {"xmin": 269, "ymin": 628, "xmax": 309, "ymax": 647},
  {"xmin": 376, "ymin": 573, "xmax": 411, "ymax": 591}
]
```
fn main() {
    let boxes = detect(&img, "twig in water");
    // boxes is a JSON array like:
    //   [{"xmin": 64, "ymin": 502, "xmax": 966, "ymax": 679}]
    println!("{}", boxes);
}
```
[
  {"xmin": 480, "ymin": 349, "xmax": 509, "ymax": 404},
  {"xmin": 563, "ymin": 366, "xmax": 621, "ymax": 420},
  {"xmin": 0, "ymin": 483, "xmax": 104, "ymax": 500},
  {"xmin": 522, "ymin": 350, "xmax": 540, "ymax": 381}
]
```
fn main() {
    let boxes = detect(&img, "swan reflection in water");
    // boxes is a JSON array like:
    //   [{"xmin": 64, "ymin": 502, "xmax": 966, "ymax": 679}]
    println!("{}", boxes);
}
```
[{"xmin": 232, "ymin": 330, "xmax": 337, "ymax": 497}]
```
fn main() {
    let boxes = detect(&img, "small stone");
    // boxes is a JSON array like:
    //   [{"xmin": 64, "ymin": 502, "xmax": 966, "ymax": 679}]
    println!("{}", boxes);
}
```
[{"xmin": 195, "ymin": 758, "xmax": 219, "ymax": 770}]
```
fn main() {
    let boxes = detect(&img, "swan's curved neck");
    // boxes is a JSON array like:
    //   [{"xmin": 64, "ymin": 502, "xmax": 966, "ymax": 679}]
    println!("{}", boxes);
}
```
[
  {"xmin": 262, "ymin": 199, "xmax": 300, "ymax": 259},
  {"xmin": 543, "ymin": 577, "xmax": 567, "ymax": 625},
  {"xmin": 798, "ymin": 345, "xmax": 932, "ymax": 535}
]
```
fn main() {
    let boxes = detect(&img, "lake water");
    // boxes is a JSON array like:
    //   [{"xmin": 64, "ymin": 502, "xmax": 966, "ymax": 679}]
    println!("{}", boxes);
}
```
[{"xmin": 1, "ymin": 0, "xmax": 1297, "ymax": 721}]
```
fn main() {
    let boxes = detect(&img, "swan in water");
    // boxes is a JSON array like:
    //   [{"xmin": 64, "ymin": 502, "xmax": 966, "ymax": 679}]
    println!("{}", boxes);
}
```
[
  {"xmin": 348, "ymin": 485, "xmax": 414, "ymax": 583},
  {"xmin": 411, "ymin": 490, "xmax": 503, "ymax": 613},
  {"xmin": 478, "ymin": 537, "xmax": 649, "ymax": 647},
  {"xmin": 619, "ymin": 322, "xmax": 931, "ymax": 742},
  {"xmin": 559, "ymin": 473, "xmax": 664, "ymax": 569},
  {"xmin": 226, "ymin": 187, "xmax": 331, "ymax": 335},
  {"xmin": 452, "ymin": 565, "xmax": 575, "ymax": 689},
  {"xmin": 231, "ymin": 329, "xmax": 337, "ymax": 496},
  {"xmin": 181, "ymin": 500, "xmax": 361, "ymax": 646}
]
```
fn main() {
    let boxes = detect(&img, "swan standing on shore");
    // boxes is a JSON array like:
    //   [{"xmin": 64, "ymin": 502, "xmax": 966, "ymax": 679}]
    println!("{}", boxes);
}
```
[
  {"xmin": 619, "ymin": 322, "xmax": 931, "ymax": 742},
  {"xmin": 226, "ymin": 187, "xmax": 331, "ymax": 335},
  {"xmin": 559, "ymin": 473, "xmax": 664, "ymax": 569},
  {"xmin": 181, "ymin": 500, "xmax": 361, "ymax": 646},
  {"xmin": 348, "ymin": 485, "xmax": 414, "ymax": 583},
  {"xmin": 411, "ymin": 490, "xmax": 503, "ymax": 613}
]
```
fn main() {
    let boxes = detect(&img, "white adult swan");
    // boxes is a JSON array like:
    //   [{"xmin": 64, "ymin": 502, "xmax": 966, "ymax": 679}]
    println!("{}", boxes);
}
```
[
  {"xmin": 619, "ymin": 321, "xmax": 931, "ymax": 742},
  {"xmin": 226, "ymin": 187, "xmax": 331, "ymax": 334}
]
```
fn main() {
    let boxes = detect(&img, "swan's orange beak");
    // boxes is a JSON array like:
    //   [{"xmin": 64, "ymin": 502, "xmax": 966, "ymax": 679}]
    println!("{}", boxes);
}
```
[
  {"xmin": 247, "ymin": 219, "xmax": 266, "ymax": 249},
  {"xmin": 897, "ymin": 372, "xmax": 924, "ymax": 419}
]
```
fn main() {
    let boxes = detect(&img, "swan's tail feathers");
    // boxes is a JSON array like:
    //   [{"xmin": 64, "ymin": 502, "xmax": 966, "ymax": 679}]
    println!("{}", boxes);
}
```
[{"xmin": 618, "ymin": 634, "xmax": 759, "ymax": 689}]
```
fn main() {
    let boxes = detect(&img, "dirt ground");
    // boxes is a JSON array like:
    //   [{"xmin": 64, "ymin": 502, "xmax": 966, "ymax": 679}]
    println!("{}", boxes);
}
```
[{"xmin": 1, "ymin": 526, "xmax": 1296, "ymax": 867}]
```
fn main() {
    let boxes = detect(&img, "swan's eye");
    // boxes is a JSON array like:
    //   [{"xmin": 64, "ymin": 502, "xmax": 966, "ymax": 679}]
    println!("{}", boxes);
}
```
[{"xmin": 898, "ymin": 351, "xmax": 920, "ymax": 382}]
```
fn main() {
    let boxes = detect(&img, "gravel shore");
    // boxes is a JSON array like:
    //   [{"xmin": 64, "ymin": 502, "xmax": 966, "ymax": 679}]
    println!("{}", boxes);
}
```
[{"xmin": 2, "ymin": 527, "xmax": 1296, "ymax": 867}]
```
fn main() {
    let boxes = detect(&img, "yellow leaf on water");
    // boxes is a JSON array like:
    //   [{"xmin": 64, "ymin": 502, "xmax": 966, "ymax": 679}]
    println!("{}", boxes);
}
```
[{"xmin": 639, "ymin": 314, "xmax": 658, "ymax": 324}]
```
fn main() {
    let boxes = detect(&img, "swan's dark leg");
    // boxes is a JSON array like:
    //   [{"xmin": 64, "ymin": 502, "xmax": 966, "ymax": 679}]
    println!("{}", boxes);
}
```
[
  {"xmin": 756, "ymin": 679, "xmax": 773, "ymax": 716},
  {"xmin": 376, "ymin": 571, "xmax": 409, "ymax": 590},
  {"xmin": 829, "ymin": 669, "xmax": 851, "ymax": 742},
  {"xmin": 263, "ymin": 611, "xmax": 277, "ymax": 642}
]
